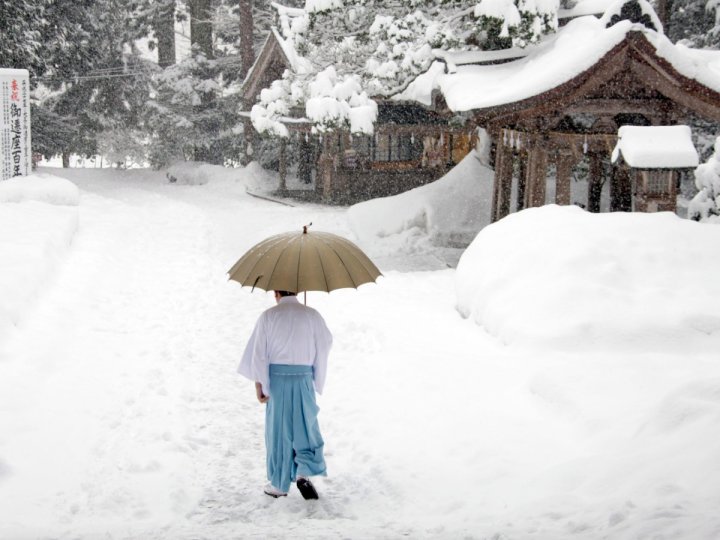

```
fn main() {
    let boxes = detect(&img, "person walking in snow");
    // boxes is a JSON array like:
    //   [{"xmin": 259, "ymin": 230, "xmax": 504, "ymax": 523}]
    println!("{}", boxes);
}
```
[{"xmin": 238, "ymin": 290, "xmax": 333, "ymax": 499}]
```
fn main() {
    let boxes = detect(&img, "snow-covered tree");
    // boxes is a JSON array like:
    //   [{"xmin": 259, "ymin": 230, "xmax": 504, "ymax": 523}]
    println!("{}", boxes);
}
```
[
  {"xmin": 689, "ymin": 136, "xmax": 720, "ymax": 222},
  {"xmin": 250, "ymin": 0, "xmax": 559, "ymax": 138},
  {"xmin": 667, "ymin": 0, "xmax": 720, "ymax": 48},
  {"xmin": 146, "ymin": 53, "xmax": 226, "ymax": 167},
  {"xmin": 33, "ymin": 0, "xmax": 157, "ymax": 164},
  {"xmin": 0, "ymin": 0, "xmax": 100, "ymax": 82},
  {"xmin": 0, "ymin": 1, "xmax": 48, "ymax": 77}
]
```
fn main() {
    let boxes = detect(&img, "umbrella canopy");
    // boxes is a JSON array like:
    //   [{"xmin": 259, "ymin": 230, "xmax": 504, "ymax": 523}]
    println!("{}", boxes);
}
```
[{"xmin": 228, "ymin": 226, "xmax": 381, "ymax": 293}]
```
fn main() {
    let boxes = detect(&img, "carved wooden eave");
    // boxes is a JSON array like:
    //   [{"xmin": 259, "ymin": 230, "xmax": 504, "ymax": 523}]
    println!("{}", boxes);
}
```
[{"xmin": 473, "ymin": 31, "xmax": 720, "ymax": 131}]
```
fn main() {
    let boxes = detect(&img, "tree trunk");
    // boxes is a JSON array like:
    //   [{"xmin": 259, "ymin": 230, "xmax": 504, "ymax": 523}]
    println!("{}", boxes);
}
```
[
  {"xmin": 656, "ymin": 0, "xmax": 670, "ymax": 29},
  {"xmin": 190, "ymin": 0, "xmax": 213, "ymax": 59},
  {"xmin": 238, "ymin": 0, "xmax": 256, "ymax": 165},
  {"xmin": 62, "ymin": 152, "xmax": 70, "ymax": 168},
  {"xmin": 156, "ymin": 0, "xmax": 176, "ymax": 68},
  {"xmin": 239, "ymin": 0, "xmax": 255, "ymax": 80},
  {"xmin": 189, "ymin": 0, "xmax": 219, "ymax": 163}
]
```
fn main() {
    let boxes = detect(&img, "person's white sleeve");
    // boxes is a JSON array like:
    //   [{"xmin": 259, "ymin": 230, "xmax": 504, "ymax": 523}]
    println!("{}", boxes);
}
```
[
  {"xmin": 238, "ymin": 314, "xmax": 270, "ymax": 395},
  {"xmin": 312, "ymin": 313, "xmax": 333, "ymax": 395}
]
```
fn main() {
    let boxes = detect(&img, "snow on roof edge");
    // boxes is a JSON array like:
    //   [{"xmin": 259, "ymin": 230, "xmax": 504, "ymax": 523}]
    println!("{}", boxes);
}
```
[
  {"xmin": 241, "ymin": 32, "xmax": 274, "ymax": 91},
  {"xmin": 270, "ymin": 27, "xmax": 299, "ymax": 72},
  {"xmin": 438, "ymin": 12, "xmax": 720, "ymax": 114}
]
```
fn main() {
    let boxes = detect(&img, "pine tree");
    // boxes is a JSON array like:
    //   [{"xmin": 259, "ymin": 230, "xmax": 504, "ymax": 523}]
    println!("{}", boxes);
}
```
[
  {"xmin": 667, "ymin": 0, "xmax": 720, "ymax": 48},
  {"xmin": 0, "ymin": 1, "xmax": 48, "ymax": 77},
  {"xmin": 688, "ymin": 136, "xmax": 720, "ymax": 221},
  {"xmin": 33, "ymin": 0, "xmax": 156, "ymax": 165}
]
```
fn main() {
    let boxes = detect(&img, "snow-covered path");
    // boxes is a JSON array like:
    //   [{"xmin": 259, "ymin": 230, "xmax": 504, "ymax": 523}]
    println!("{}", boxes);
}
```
[
  {"xmin": 1, "ymin": 168, "xmax": 720, "ymax": 539},
  {"xmin": 0, "ymin": 169, "xmax": 486, "ymax": 538}
]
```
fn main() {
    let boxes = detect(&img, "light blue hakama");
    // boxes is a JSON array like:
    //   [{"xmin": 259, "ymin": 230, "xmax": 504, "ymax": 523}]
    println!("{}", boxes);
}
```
[{"xmin": 266, "ymin": 364, "xmax": 327, "ymax": 493}]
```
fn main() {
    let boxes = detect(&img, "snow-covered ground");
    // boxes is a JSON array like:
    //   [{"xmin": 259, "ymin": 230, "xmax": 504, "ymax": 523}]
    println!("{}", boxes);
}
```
[{"xmin": 1, "ymin": 163, "xmax": 719, "ymax": 539}]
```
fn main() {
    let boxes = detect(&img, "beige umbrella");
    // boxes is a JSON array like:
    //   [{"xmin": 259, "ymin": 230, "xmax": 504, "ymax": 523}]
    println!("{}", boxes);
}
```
[{"xmin": 228, "ymin": 224, "xmax": 381, "ymax": 294}]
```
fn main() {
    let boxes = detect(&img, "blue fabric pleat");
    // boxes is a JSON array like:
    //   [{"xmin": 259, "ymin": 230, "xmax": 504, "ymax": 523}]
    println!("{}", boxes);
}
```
[{"xmin": 266, "ymin": 364, "xmax": 326, "ymax": 492}]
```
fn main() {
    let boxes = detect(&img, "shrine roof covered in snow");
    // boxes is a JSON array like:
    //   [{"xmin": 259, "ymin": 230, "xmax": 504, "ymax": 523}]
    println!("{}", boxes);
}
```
[
  {"xmin": 426, "ymin": 1, "xmax": 720, "ymax": 120},
  {"xmin": 445, "ymin": 0, "xmax": 720, "ymax": 224}
]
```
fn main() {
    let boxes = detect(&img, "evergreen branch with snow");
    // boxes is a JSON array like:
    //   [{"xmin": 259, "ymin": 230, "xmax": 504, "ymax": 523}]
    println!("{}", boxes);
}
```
[{"xmin": 249, "ymin": 0, "xmax": 559, "ymax": 138}]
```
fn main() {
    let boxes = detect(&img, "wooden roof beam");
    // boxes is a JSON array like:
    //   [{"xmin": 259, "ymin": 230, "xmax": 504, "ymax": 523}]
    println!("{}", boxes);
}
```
[
  {"xmin": 564, "ymin": 98, "xmax": 670, "ymax": 117},
  {"xmin": 631, "ymin": 61, "xmax": 720, "ymax": 122}
]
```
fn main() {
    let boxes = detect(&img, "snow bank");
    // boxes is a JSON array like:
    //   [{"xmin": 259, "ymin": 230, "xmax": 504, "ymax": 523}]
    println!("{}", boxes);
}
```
[
  {"xmin": 0, "ymin": 173, "xmax": 79, "ymax": 206},
  {"xmin": 456, "ymin": 205, "xmax": 720, "ymax": 351},
  {"xmin": 166, "ymin": 161, "xmax": 219, "ymax": 185},
  {"xmin": 164, "ymin": 161, "xmax": 273, "ymax": 191},
  {"xmin": 347, "ymin": 150, "xmax": 494, "ymax": 251},
  {"xmin": 0, "ymin": 175, "xmax": 79, "ymax": 344}
]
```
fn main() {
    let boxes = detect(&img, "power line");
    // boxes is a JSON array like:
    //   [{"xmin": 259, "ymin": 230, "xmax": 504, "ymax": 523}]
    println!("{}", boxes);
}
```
[
  {"xmin": 31, "ymin": 54, "xmax": 245, "ymax": 84},
  {"xmin": 33, "ymin": 71, "xmax": 156, "ymax": 83}
]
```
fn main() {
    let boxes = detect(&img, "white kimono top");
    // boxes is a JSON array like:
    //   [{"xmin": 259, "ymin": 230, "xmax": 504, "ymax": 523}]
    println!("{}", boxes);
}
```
[{"xmin": 238, "ymin": 296, "xmax": 333, "ymax": 395}]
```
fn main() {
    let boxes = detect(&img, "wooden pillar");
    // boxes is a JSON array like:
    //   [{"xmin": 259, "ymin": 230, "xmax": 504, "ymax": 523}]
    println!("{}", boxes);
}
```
[
  {"xmin": 241, "ymin": 96, "xmax": 255, "ymax": 166},
  {"xmin": 555, "ymin": 151, "xmax": 574, "ymax": 206},
  {"xmin": 490, "ymin": 143, "xmax": 501, "ymax": 222},
  {"xmin": 516, "ymin": 154, "xmax": 526, "ymax": 212},
  {"xmin": 298, "ymin": 134, "xmax": 313, "ymax": 184},
  {"xmin": 493, "ymin": 143, "xmax": 513, "ymax": 221},
  {"xmin": 534, "ymin": 149, "xmax": 548, "ymax": 207},
  {"xmin": 278, "ymin": 138, "xmax": 287, "ymax": 193},
  {"xmin": 499, "ymin": 149, "xmax": 513, "ymax": 219},
  {"xmin": 523, "ymin": 149, "xmax": 534, "ymax": 209},
  {"xmin": 587, "ymin": 153, "xmax": 603, "ymax": 213},
  {"xmin": 318, "ymin": 135, "xmax": 335, "ymax": 201},
  {"xmin": 669, "ymin": 171, "xmax": 678, "ymax": 213},
  {"xmin": 526, "ymin": 147, "xmax": 547, "ymax": 208},
  {"xmin": 610, "ymin": 166, "xmax": 632, "ymax": 212}
]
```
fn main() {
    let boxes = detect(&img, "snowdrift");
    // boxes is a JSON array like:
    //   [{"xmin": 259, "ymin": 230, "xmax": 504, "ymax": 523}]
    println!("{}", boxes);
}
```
[
  {"xmin": 456, "ymin": 204, "xmax": 720, "ymax": 351},
  {"xmin": 0, "ymin": 173, "xmax": 79, "ymax": 206},
  {"xmin": 346, "ymin": 151, "xmax": 494, "ymax": 250},
  {"xmin": 165, "ymin": 161, "xmax": 269, "ymax": 187}
]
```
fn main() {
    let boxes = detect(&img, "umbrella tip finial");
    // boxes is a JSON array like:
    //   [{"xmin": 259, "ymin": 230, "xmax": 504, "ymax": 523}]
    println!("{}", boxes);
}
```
[{"xmin": 303, "ymin": 222, "xmax": 312, "ymax": 234}]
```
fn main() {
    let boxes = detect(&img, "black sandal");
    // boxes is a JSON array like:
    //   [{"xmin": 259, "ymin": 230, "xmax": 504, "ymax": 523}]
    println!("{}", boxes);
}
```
[{"xmin": 296, "ymin": 477, "xmax": 319, "ymax": 500}]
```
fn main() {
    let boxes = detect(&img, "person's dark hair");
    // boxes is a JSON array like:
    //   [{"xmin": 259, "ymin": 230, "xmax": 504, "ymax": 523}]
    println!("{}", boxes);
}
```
[{"xmin": 275, "ymin": 290, "xmax": 296, "ymax": 297}]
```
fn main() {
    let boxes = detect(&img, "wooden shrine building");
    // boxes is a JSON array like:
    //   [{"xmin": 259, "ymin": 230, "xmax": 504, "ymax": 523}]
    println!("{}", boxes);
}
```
[
  {"xmin": 241, "ymin": 26, "xmax": 476, "ymax": 204},
  {"xmin": 436, "ymin": 0, "xmax": 720, "ymax": 222}
]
